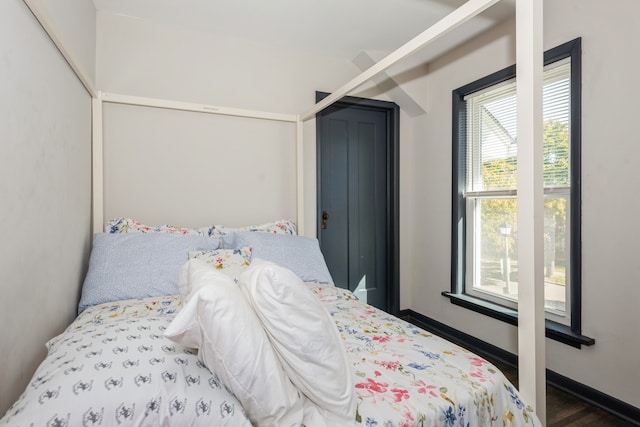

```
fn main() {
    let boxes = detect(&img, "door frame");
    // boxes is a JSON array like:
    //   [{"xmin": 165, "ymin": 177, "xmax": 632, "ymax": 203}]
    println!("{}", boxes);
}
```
[{"xmin": 315, "ymin": 91, "xmax": 400, "ymax": 315}]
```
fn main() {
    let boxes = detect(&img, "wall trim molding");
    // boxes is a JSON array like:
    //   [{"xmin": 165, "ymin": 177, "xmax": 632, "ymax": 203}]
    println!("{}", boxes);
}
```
[{"xmin": 398, "ymin": 309, "xmax": 640, "ymax": 426}]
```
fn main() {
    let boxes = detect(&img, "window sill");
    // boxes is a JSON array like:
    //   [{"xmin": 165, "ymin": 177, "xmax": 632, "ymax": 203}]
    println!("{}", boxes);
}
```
[{"xmin": 441, "ymin": 291, "xmax": 595, "ymax": 348}]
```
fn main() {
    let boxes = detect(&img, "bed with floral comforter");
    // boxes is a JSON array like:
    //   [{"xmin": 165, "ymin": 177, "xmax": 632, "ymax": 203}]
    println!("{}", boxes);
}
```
[
  {"xmin": 311, "ymin": 284, "xmax": 540, "ymax": 427},
  {"xmin": 1, "ymin": 286, "xmax": 539, "ymax": 427}
]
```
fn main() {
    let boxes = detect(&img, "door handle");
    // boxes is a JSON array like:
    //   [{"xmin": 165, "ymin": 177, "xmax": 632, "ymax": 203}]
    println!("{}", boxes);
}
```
[{"xmin": 322, "ymin": 211, "xmax": 330, "ymax": 229}]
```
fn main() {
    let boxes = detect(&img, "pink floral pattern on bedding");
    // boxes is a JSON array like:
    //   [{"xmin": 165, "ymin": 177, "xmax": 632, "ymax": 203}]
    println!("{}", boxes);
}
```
[
  {"xmin": 309, "ymin": 285, "xmax": 541, "ymax": 427},
  {"xmin": 3, "ymin": 289, "xmax": 540, "ymax": 427},
  {"xmin": 105, "ymin": 218, "xmax": 297, "ymax": 239},
  {"xmin": 105, "ymin": 217, "xmax": 217, "ymax": 237},
  {"xmin": 70, "ymin": 294, "xmax": 184, "ymax": 328},
  {"xmin": 215, "ymin": 219, "xmax": 297, "ymax": 237}
]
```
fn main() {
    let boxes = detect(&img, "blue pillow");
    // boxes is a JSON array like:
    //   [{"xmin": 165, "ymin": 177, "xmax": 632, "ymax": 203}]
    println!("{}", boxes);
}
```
[
  {"xmin": 78, "ymin": 233, "xmax": 220, "ymax": 313},
  {"xmin": 224, "ymin": 231, "xmax": 334, "ymax": 284}
]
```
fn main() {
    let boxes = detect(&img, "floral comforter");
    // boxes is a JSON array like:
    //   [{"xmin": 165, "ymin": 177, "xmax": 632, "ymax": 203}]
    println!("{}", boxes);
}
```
[
  {"xmin": 309, "ymin": 285, "xmax": 541, "ymax": 427},
  {"xmin": 1, "ymin": 287, "xmax": 540, "ymax": 427}
]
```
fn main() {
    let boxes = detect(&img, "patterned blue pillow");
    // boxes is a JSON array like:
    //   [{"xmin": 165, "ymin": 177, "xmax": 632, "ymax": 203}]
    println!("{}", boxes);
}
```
[{"xmin": 78, "ymin": 233, "xmax": 220, "ymax": 313}]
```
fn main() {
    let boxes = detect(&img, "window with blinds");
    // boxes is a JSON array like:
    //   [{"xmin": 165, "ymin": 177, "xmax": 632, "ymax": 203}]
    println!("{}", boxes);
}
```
[
  {"xmin": 465, "ymin": 58, "xmax": 571, "ymax": 194},
  {"xmin": 450, "ymin": 38, "xmax": 582, "ymax": 334}
]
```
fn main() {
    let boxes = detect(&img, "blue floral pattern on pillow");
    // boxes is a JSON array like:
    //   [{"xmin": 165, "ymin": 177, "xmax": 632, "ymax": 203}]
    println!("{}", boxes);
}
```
[
  {"xmin": 215, "ymin": 219, "xmax": 296, "ymax": 238},
  {"xmin": 106, "ymin": 217, "xmax": 218, "ymax": 237}
]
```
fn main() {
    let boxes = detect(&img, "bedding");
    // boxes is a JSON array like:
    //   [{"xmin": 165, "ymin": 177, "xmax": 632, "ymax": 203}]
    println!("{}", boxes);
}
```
[
  {"xmin": 105, "ymin": 217, "xmax": 297, "ymax": 238},
  {"xmin": 1, "ymin": 225, "xmax": 540, "ymax": 426},
  {"xmin": 78, "ymin": 233, "xmax": 220, "ymax": 314},
  {"xmin": 313, "ymin": 285, "xmax": 540, "ymax": 427},
  {"xmin": 223, "ymin": 231, "xmax": 334, "ymax": 284},
  {"xmin": 1, "ymin": 286, "xmax": 540, "ymax": 427},
  {"xmin": 215, "ymin": 219, "xmax": 297, "ymax": 236},
  {"xmin": 165, "ymin": 264, "xmax": 308, "ymax": 426},
  {"xmin": 0, "ymin": 295, "xmax": 252, "ymax": 427},
  {"xmin": 237, "ymin": 260, "xmax": 355, "ymax": 425},
  {"xmin": 105, "ymin": 217, "xmax": 218, "ymax": 237},
  {"xmin": 189, "ymin": 247, "xmax": 253, "ymax": 282}
]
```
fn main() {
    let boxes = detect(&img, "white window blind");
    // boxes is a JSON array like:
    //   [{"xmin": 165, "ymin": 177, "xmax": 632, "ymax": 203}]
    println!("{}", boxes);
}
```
[{"xmin": 465, "ymin": 59, "xmax": 571, "ymax": 193}]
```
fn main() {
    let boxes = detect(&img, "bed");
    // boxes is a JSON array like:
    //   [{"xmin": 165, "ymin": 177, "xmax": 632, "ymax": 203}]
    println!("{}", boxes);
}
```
[{"xmin": 0, "ymin": 219, "xmax": 541, "ymax": 427}]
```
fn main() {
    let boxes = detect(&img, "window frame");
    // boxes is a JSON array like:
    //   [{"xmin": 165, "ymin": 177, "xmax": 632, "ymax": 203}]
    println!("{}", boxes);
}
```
[{"xmin": 446, "ymin": 38, "xmax": 594, "ymax": 348}]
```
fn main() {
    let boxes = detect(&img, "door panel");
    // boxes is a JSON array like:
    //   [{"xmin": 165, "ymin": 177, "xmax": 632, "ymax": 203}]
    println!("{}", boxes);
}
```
[
  {"xmin": 318, "ymin": 105, "xmax": 388, "ymax": 310},
  {"xmin": 360, "ymin": 120, "xmax": 388, "ymax": 300},
  {"xmin": 319, "ymin": 116, "xmax": 349, "ymax": 287}
]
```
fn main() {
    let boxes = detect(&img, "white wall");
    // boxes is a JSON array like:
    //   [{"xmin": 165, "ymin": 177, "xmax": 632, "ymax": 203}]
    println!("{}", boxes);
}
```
[
  {"xmin": 39, "ymin": 0, "xmax": 97, "ymax": 84},
  {"xmin": 96, "ymin": 12, "xmax": 370, "ymax": 230},
  {"xmin": 412, "ymin": 0, "xmax": 640, "ymax": 409},
  {"xmin": 96, "ymin": 12, "xmax": 363, "ymax": 114},
  {"xmin": 0, "ymin": 0, "xmax": 92, "ymax": 415},
  {"xmin": 102, "ymin": 103, "xmax": 296, "ymax": 228}
]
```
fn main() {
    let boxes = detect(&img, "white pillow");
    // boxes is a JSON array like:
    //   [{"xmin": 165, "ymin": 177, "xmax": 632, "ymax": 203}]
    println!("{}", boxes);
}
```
[
  {"xmin": 177, "ymin": 259, "xmax": 230, "ymax": 303},
  {"xmin": 238, "ymin": 260, "xmax": 356, "ymax": 425},
  {"xmin": 164, "ymin": 267, "xmax": 305, "ymax": 427}
]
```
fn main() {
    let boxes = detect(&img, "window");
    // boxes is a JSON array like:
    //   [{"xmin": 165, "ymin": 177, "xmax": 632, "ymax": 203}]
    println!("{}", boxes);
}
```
[{"xmin": 448, "ymin": 38, "xmax": 593, "ymax": 347}]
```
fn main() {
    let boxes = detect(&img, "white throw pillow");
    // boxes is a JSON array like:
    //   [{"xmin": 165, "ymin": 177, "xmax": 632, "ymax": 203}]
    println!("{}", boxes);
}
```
[
  {"xmin": 164, "ymin": 267, "xmax": 305, "ymax": 426},
  {"xmin": 238, "ymin": 260, "xmax": 356, "ymax": 425},
  {"xmin": 177, "ymin": 259, "xmax": 229, "ymax": 303}
]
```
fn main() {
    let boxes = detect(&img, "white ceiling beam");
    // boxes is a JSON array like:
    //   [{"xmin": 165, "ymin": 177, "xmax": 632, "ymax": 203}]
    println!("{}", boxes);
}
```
[{"xmin": 300, "ymin": 0, "xmax": 501, "ymax": 121}]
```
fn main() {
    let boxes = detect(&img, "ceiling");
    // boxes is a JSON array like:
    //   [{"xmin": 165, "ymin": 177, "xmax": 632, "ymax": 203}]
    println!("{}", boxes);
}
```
[{"xmin": 92, "ymin": 0, "xmax": 515, "ymax": 64}]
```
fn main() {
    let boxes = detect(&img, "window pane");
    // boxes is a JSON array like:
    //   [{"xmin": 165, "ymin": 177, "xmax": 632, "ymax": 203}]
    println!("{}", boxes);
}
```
[
  {"xmin": 470, "ymin": 196, "xmax": 568, "ymax": 315},
  {"xmin": 466, "ymin": 80, "xmax": 518, "ymax": 192},
  {"xmin": 472, "ymin": 198, "xmax": 518, "ymax": 300},
  {"xmin": 543, "ymin": 60, "xmax": 571, "ymax": 188},
  {"xmin": 544, "ymin": 195, "xmax": 569, "ymax": 314},
  {"xmin": 466, "ymin": 61, "xmax": 571, "ymax": 192}
]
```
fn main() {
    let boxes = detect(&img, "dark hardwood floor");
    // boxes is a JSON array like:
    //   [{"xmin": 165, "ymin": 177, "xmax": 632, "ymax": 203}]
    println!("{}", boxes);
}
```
[{"xmin": 490, "ymin": 359, "xmax": 637, "ymax": 426}]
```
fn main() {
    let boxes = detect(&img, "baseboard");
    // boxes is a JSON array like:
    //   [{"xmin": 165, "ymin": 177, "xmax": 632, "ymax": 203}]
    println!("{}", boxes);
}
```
[{"xmin": 399, "ymin": 309, "xmax": 640, "ymax": 426}]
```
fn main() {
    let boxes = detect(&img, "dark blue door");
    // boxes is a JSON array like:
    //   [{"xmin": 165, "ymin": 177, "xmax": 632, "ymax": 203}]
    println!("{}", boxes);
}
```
[{"xmin": 317, "ymin": 104, "xmax": 388, "ymax": 311}]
